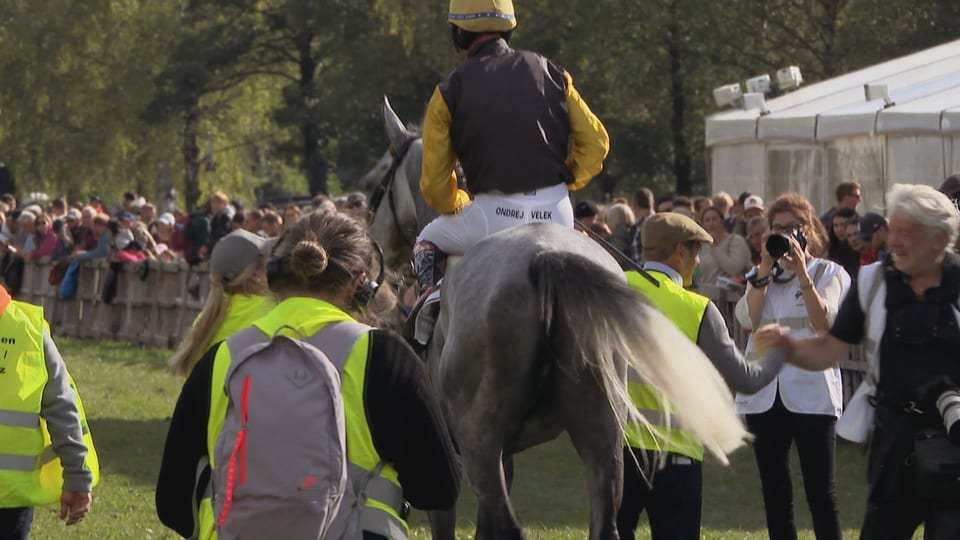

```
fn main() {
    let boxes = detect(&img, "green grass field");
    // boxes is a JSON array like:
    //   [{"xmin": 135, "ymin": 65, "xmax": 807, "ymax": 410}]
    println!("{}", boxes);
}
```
[{"xmin": 24, "ymin": 338, "xmax": 907, "ymax": 539}]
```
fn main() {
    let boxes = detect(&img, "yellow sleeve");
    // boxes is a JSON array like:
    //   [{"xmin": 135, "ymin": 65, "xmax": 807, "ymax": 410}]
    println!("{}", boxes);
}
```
[
  {"xmin": 564, "ymin": 72, "xmax": 610, "ymax": 191},
  {"xmin": 421, "ymin": 86, "xmax": 471, "ymax": 214}
]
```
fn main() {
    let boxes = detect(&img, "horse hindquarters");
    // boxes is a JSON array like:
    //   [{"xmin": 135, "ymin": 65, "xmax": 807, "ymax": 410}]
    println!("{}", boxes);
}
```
[
  {"xmin": 529, "ymin": 251, "xmax": 751, "ymax": 539},
  {"xmin": 431, "ymin": 282, "xmax": 547, "ymax": 540}
]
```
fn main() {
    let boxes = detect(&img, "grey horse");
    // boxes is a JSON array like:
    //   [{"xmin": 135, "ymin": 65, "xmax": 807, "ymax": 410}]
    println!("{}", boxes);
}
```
[{"xmin": 369, "ymin": 98, "xmax": 749, "ymax": 540}]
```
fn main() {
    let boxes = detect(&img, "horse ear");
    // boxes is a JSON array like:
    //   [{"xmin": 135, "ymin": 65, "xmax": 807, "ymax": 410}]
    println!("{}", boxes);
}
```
[{"xmin": 383, "ymin": 95, "xmax": 411, "ymax": 151}]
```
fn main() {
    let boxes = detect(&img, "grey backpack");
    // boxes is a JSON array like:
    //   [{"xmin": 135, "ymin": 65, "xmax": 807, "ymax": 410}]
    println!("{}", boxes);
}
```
[{"xmin": 212, "ymin": 325, "xmax": 348, "ymax": 540}]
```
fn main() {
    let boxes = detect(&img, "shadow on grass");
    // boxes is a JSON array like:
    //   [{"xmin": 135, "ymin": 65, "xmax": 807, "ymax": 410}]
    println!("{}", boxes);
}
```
[
  {"xmin": 409, "ymin": 436, "xmax": 590, "ymax": 530},
  {"xmin": 89, "ymin": 417, "xmax": 171, "ymax": 488},
  {"xmin": 412, "ymin": 437, "xmax": 870, "ymax": 534}
]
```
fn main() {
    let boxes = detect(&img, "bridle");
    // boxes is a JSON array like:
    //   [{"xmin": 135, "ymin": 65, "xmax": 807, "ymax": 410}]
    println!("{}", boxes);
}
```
[{"xmin": 368, "ymin": 136, "xmax": 418, "ymax": 248}]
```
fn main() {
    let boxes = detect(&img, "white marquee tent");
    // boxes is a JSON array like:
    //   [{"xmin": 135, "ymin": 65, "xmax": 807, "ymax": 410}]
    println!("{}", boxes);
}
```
[{"xmin": 706, "ymin": 39, "xmax": 960, "ymax": 214}]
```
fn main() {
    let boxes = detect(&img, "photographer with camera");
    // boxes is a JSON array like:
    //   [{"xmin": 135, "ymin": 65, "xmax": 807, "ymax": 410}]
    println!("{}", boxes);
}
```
[
  {"xmin": 755, "ymin": 184, "xmax": 960, "ymax": 539},
  {"xmin": 735, "ymin": 193, "xmax": 850, "ymax": 540}
]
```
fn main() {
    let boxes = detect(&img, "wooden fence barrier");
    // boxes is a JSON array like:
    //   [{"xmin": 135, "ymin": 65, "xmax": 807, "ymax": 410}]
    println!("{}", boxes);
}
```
[{"xmin": 15, "ymin": 259, "xmax": 207, "ymax": 348}]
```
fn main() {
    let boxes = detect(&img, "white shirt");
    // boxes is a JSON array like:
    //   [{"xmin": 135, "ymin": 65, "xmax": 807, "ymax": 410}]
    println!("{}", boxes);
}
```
[{"xmin": 734, "ymin": 258, "xmax": 851, "ymax": 417}]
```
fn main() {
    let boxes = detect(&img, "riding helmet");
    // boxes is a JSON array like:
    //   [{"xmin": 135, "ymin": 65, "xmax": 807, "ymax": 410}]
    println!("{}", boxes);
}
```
[{"xmin": 448, "ymin": 0, "xmax": 517, "ymax": 33}]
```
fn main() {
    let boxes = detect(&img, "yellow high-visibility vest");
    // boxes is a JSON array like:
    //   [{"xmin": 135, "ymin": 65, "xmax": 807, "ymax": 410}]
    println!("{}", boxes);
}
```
[
  {"xmin": 625, "ymin": 270, "xmax": 709, "ymax": 460},
  {"xmin": 0, "ymin": 301, "xmax": 99, "ymax": 508}
]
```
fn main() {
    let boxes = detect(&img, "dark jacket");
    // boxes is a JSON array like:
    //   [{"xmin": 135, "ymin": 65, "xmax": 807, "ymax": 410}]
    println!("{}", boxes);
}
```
[{"xmin": 207, "ymin": 211, "xmax": 232, "ymax": 253}]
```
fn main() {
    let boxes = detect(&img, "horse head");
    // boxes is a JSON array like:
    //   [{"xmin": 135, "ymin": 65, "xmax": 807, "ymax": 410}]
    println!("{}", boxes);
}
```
[{"xmin": 367, "ymin": 96, "xmax": 436, "ymax": 268}]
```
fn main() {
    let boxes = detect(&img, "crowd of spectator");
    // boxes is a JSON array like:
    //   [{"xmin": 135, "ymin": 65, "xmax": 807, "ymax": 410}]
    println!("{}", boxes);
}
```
[{"xmin": 0, "ymin": 190, "xmax": 370, "ymax": 295}]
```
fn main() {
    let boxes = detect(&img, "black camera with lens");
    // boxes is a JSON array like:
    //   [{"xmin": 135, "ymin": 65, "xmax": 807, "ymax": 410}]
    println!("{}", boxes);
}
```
[
  {"xmin": 766, "ymin": 229, "xmax": 807, "ymax": 259},
  {"xmin": 936, "ymin": 389, "xmax": 960, "ymax": 445}
]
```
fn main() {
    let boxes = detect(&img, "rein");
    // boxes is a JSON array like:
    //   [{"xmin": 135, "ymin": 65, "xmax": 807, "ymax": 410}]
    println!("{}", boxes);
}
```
[
  {"xmin": 368, "ymin": 137, "xmax": 418, "ymax": 248},
  {"xmin": 574, "ymin": 220, "xmax": 659, "ymax": 286}
]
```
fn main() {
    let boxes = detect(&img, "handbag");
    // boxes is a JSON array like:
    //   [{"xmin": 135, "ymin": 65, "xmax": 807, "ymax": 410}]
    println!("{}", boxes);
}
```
[
  {"xmin": 49, "ymin": 261, "xmax": 69, "ymax": 285},
  {"xmin": 914, "ymin": 428, "xmax": 960, "ymax": 503},
  {"xmin": 837, "ymin": 381, "xmax": 875, "ymax": 443}
]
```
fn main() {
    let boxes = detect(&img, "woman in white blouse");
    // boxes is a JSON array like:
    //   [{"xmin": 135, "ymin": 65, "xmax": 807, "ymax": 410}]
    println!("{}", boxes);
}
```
[
  {"xmin": 735, "ymin": 193, "xmax": 850, "ymax": 540},
  {"xmin": 698, "ymin": 206, "xmax": 753, "ymax": 341}
]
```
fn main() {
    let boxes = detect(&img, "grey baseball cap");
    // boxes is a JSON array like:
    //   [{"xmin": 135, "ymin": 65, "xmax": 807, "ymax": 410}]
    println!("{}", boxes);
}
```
[{"xmin": 209, "ymin": 229, "xmax": 267, "ymax": 281}]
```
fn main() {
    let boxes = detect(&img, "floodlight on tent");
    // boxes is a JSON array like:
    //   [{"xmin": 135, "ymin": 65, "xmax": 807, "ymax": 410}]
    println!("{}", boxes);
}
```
[
  {"xmin": 713, "ymin": 83, "xmax": 743, "ymax": 108},
  {"xmin": 776, "ymin": 66, "xmax": 803, "ymax": 91},
  {"xmin": 742, "ymin": 93, "xmax": 769, "ymax": 115},
  {"xmin": 864, "ymin": 83, "xmax": 895, "ymax": 108},
  {"xmin": 745, "ymin": 75, "xmax": 772, "ymax": 94}
]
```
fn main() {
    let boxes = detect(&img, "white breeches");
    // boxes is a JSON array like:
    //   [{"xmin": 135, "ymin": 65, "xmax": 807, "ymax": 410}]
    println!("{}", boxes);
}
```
[{"xmin": 416, "ymin": 184, "xmax": 573, "ymax": 255}]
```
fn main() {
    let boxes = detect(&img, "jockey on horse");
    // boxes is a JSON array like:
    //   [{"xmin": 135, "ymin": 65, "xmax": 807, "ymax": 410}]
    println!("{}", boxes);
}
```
[{"xmin": 413, "ymin": 0, "xmax": 611, "ymax": 300}]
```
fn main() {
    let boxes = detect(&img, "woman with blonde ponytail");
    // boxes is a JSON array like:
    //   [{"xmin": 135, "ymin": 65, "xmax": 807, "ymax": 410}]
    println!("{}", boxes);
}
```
[{"xmin": 169, "ymin": 229, "xmax": 273, "ymax": 376}]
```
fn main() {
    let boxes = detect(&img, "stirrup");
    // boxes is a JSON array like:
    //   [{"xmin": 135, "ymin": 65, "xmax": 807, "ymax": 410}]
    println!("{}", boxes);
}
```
[{"xmin": 403, "ymin": 285, "xmax": 441, "ymax": 351}]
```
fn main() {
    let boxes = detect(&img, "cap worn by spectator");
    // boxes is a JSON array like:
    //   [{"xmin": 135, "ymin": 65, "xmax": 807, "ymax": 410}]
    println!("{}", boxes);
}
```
[
  {"xmin": 18, "ymin": 210, "xmax": 36, "ymax": 222},
  {"xmin": 116, "ymin": 211, "xmax": 136, "ymax": 222},
  {"xmin": 157, "ymin": 212, "xmax": 176, "ymax": 226},
  {"xmin": 574, "ymin": 201, "xmax": 600, "ymax": 220},
  {"xmin": 67, "ymin": 208, "xmax": 82, "ymax": 221},
  {"xmin": 209, "ymin": 229, "xmax": 268, "ymax": 282},
  {"xmin": 641, "ymin": 212, "xmax": 714, "ymax": 253},
  {"xmin": 346, "ymin": 192, "xmax": 367, "ymax": 209},
  {"xmin": 115, "ymin": 230, "xmax": 134, "ymax": 250},
  {"xmin": 857, "ymin": 213, "xmax": 888, "ymax": 241},
  {"xmin": 742, "ymin": 195, "xmax": 765, "ymax": 218},
  {"xmin": 24, "ymin": 204, "xmax": 43, "ymax": 217}
]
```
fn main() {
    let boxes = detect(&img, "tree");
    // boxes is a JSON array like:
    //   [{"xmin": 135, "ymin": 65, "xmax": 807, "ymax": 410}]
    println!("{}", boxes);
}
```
[{"xmin": 0, "ymin": 0, "xmax": 180, "ymax": 204}]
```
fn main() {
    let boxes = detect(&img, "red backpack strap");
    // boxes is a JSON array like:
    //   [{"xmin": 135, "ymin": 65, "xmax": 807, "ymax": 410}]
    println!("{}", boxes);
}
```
[{"xmin": 217, "ymin": 375, "xmax": 252, "ymax": 528}]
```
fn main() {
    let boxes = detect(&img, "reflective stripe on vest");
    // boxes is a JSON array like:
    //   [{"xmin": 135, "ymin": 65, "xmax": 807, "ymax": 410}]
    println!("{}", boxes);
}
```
[
  {"xmin": 0, "ymin": 409, "xmax": 40, "ymax": 428},
  {"xmin": 624, "ymin": 270, "xmax": 709, "ymax": 460},
  {"xmin": 0, "ymin": 453, "xmax": 35, "ymax": 472},
  {"xmin": 201, "ymin": 299, "xmax": 408, "ymax": 540},
  {"xmin": 0, "ymin": 301, "xmax": 99, "ymax": 507}
]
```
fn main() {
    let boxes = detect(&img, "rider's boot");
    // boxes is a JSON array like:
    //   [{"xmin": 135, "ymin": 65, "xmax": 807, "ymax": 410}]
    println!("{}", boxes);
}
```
[
  {"xmin": 406, "ymin": 241, "xmax": 445, "ymax": 348},
  {"xmin": 413, "ymin": 240, "xmax": 444, "ymax": 302}
]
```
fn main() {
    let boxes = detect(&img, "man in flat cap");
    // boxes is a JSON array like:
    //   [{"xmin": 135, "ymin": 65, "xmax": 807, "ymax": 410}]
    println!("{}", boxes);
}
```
[{"xmin": 618, "ymin": 212, "xmax": 785, "ymax": 540}]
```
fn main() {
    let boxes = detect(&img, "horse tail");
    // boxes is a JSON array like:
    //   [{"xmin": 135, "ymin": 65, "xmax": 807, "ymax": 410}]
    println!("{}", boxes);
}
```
[{"xmin": 529, "ymin": 251, "xmax": 748, "ymax": 462}]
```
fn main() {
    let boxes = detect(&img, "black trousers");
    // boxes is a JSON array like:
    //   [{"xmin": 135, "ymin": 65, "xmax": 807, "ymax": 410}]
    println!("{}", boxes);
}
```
[
  {"xmin": 860, "ymin": 498, "xmax": 960, "ymax": 540},
  {"xmin": 859, "ymin": 410, "xmax": 960, "ymax": 540},
  {"xmin": 0, "ymin": 507, "xmax": 33, "ymax": 540},
  {"xmin": 616, "ymin": 447, "xmax": 702, "ymax": 540},
  {"xmin": 745, "ymin": 394, "xmax": 842, "ymax": 540}
]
